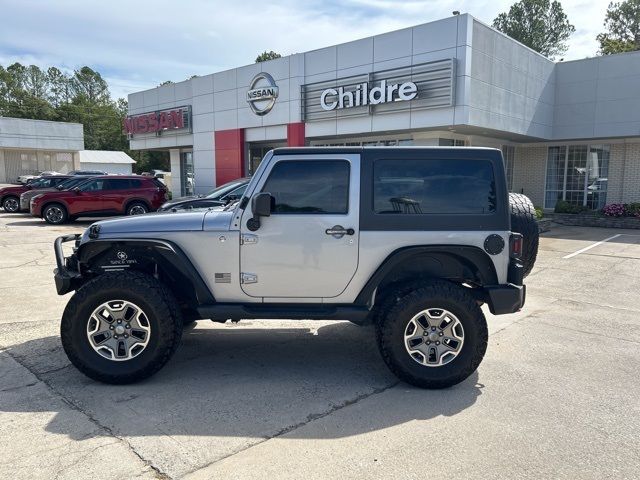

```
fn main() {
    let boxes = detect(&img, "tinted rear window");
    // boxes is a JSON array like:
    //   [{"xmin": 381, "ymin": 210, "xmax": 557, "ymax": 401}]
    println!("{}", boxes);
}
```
[{"xmin": 373, "ymin": 159, "xmax": 496, "ymax": 214}]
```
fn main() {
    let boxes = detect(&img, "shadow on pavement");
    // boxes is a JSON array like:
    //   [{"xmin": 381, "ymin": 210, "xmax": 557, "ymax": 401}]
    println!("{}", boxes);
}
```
[{"xmin": 1, "ymin": 321, "xmax": 482, "ymax": 441}]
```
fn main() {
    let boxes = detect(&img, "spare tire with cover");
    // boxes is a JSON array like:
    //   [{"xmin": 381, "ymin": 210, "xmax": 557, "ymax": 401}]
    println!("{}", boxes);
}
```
[{"xmin": 508, "ymin": 193, "xmax": 539, "ymax": 278}]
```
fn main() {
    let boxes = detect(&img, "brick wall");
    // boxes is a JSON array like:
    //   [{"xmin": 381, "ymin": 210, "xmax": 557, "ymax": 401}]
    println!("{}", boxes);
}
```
[
  {"xmin": 512, "ymin": 145, "xmax": 546, "ymax": 207},
  {"xmin": 622, "ymin": 143, "xmax": 640, "ymax": 203},
  {"xmin": 512, "ymin": 142, "xmax": 640, "ymax": 209},
  {"xmin": 607, "ymin": 144, "xmax": 626, "ymax": 203}
]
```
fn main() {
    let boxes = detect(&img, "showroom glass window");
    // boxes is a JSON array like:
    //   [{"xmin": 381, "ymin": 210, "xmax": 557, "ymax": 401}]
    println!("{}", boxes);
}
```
[
  {"xmin": 545, "ymin": 145, "xmax": 609, "ymax": 209},
  {"xmin": 373, "ymin": 159, "xmax": 496, "ymax": 214},
  {"xmin": 262, "ymin": 160, "xmax": 349, "ymax": 214}
]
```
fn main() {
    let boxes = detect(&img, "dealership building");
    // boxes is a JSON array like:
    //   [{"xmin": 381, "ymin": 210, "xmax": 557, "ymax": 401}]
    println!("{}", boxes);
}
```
[
  {"xmin": 0, "ymin": 117, "xmax": 83, "ymax": 183},
  {"xmin": 126, "ymin": 13, "xmax": 640, "ymax": 210}
]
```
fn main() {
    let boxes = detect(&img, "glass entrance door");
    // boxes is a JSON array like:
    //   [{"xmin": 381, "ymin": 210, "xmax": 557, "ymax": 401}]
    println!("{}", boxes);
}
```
[
  {"xmin": 248, "ymin": 143, "xmax": 285, "ymax": 175},
  {"xmin": 180, "ymin": 151, "xmax": 194, "ymax": 196}
]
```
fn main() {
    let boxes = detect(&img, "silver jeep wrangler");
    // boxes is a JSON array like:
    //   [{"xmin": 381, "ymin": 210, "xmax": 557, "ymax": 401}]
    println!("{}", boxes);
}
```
[{"xmin": 53, "ymin": 147, "xmax": 538, "ymax": 388}]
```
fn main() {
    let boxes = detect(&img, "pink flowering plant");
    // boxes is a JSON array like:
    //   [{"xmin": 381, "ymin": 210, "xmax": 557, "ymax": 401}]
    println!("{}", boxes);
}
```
[{"xmin": 602, "ymin": 203, "xmax": 628, "ymax": 217}]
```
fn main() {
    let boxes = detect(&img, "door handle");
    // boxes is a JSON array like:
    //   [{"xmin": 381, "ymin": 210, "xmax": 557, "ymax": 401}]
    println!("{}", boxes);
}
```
[{"xmin": 325, "ymin": 225, "xmax": 355, "ymax": 238}]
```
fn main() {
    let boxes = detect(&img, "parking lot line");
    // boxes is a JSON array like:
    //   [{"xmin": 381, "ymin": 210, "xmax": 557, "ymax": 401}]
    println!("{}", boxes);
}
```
[{"xmin": 562, "ymin": 234, "xmax": 622, "ymax": 259}]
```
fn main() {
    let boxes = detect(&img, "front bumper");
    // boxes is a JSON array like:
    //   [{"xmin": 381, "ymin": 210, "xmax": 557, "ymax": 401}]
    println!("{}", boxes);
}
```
[{"xmin": 53, "ymin": 234, "xmax": 82, "ymax": 295}]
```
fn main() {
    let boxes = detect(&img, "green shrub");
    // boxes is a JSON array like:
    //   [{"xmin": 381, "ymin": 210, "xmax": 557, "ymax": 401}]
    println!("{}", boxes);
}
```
[
  {"xmin": 534, "ymin": 207, "xmax": 544, "ymax": 220},
  {"xmin": 627, "ymin": 202, "xmax": 640, "ymax": 218},
  {"xmin": 554, "ymin": 200, "xmax": 589, "ymax": 214}
]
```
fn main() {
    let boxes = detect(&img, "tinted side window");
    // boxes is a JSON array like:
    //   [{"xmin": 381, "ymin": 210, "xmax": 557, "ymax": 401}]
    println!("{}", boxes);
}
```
[
  {"xmin": 129, "ymin": 179, "xmax": 143, "ymax": 188},
  {"xmin": 262, "ymin": 160, "xmax": 349, "ymax": 214},
  {"xmin": 102, "ymin": 179, "xmax": 129, "ymax": 190},
  {"xmin": 374, "ymin": 159, "xmax": 496, "ymax": 214},
  {"xmin": 81, "ymin": 179, "xmax": 106, "ymax": 191}
]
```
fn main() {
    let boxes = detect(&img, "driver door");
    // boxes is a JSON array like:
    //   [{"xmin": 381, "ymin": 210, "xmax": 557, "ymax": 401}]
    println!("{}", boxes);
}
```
[{"xmin": 239, "ymin": 154, "xmax": 360, "ymax": 300}]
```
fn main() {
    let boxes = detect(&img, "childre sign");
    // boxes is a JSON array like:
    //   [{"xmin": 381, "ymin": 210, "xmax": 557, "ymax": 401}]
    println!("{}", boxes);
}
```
[{"xmin": 320, "ymin": 79, "xmax": 418, "ymax": 111}]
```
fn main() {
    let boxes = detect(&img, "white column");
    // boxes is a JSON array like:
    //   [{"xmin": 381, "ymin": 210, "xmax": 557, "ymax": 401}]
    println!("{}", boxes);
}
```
[
  {"xmin": 169, "ymin": 149, "xmax": 181, "ymax": 198},
  {"xmin": 0, "ymin": 150, "xmax": 6, "ymax": 183}
]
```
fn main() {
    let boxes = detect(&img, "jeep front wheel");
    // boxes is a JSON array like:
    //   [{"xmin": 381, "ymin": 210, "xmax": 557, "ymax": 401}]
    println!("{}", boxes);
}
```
[
  {"xmin": 61, "ymin": 271, "xmax": 183, "ymax": 384},
  {"xmin": 376, "ymin": 280, "xmax": 488, "ymax": 389}
]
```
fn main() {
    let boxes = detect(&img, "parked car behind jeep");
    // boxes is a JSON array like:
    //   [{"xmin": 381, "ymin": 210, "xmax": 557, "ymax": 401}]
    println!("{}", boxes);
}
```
[
  {"xmin": 1, "ymin": 175, "xmax": 72, "ymax": 213},
  {"xmin": 20, "ymin": 176, "xmax": 95, "ymax": 212},
  {"xmin": 157, "ymin": 177, "xmax": 250, "ymax": 212},
  {"xmin": 31, "ymin": 175, "xmax": 167, "ymax": 224}
]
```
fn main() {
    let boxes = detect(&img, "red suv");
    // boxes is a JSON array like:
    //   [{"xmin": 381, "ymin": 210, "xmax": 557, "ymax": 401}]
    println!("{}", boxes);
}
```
[
  {"xmin": 30, "ymin": 176, "xmax": 168, "ymax": 224},
  {"xmin": 1, "ymin": 176, "xmax": 72, "ymax": 213}
]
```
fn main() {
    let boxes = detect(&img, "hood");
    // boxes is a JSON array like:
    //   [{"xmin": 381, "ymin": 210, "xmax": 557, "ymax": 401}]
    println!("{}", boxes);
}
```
[
  {"xmin": 22, "ymin": 187, "xmax": 56, "ymax": 198},
  {"xmin": 163, "ymin": 194, "xmax": 203, "ymax": 206},
  {"xmin": 88, "ymin": 211, "xmax": 208, "ymax": 237},
  {"xmin": 0, "ymin": 185, "xmax": 29, "ymax": 194}
]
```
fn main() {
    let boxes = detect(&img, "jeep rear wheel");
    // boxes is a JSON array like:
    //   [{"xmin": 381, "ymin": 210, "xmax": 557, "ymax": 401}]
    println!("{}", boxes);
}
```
[
  {"xmin": 2, "ymin": 196, "xmax": 20, "ymax": 213},
  {"xmin": 61, "ymin": 271, "xmax": 183, "ymax": 384},
  {"xmin": 509, "ymin": 193, "xmax": 539, "ymax": 277},
  {"xmin": 376, "ymin": 280, "xmax": 488, "ymax": 389}
]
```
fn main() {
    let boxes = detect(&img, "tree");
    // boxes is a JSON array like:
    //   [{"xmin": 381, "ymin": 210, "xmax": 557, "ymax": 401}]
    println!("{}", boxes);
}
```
[
  {"xmin": 597, "ymin": 0, "xmax": 640, "ymax": 54},
  {"xmin": 255, "ymin": 50, "xmax": 282, "ymax": 63},
  {"xmin": 493, "ymin": 0, "xmax": 575, "ymax": 59}
]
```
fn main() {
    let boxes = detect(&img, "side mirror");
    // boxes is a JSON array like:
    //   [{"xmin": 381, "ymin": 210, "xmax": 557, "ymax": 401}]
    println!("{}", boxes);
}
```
[
  {"xmin": 252, "ymin": 192, "xmax": 272, "ymax": 217},
  {"xmin": 73, "ymin": 187, "xmax": 81, "ymax": 193},
  {"xmin": 247, "ymin": 192, "xmax": 273, "ymax": 231}
]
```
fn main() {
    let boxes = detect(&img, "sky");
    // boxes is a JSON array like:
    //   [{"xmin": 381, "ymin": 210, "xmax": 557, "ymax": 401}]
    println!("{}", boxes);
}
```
[{"xmin": 0, "ymin": 0, "xmax": 611, "ymax": 100}]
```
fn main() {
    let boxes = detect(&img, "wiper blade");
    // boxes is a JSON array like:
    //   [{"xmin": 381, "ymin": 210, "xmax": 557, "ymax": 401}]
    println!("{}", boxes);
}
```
[{"xmin": 222, "ymin": 200, "xmax": 240, "ymax": 211}]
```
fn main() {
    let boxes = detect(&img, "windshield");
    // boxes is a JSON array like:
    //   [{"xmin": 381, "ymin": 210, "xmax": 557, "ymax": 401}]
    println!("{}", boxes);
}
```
[
  {"xmin": 29, "ymin": 178, "xmax": 49, "ymax": 188},
  {"xmin": 57, "ymin": 177, "xmax": 92, "ymax": 190},
  {"xmin": 205, "ymin": 180, "xmax": 247, "ymax": 199}
]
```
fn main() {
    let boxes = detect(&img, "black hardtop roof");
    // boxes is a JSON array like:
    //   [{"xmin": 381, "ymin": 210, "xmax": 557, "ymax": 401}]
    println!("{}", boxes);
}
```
[{"xmin": 272, "ymin": 146, "xmax": 502, "ymax": 158}]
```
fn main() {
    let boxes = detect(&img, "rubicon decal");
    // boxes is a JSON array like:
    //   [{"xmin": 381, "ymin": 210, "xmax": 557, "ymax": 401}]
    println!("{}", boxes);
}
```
[
  {"xmin": 321, "ymin": 80, "xmax": 418, "ymax": 111},
  {"xmin": 246, "ymin": 72, "xmax": 279, "ymax": 116}
]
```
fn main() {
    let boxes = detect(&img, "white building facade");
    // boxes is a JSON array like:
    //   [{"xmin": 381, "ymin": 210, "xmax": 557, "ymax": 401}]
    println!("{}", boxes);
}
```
[
  {"xmin": 0, "ymin": 117, "xmax": 83, "ymax": 183},
  {"xmin": 78, "ymin": 150, "xmax": 135, "ymax": 175},
  {"xmin": 126, "ymin": 14, "xmax": 640, "ymax": 209}
]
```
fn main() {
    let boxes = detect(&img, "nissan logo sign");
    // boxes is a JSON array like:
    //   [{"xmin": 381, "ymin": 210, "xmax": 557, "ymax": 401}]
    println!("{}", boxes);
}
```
[{"xmin": 246, "ymin": 72, "xmax": 279, "ymax": 116}]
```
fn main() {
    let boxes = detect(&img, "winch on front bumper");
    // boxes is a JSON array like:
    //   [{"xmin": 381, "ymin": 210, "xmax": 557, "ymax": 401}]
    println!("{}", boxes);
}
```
[{"xmin": 53, "ymin": 234, "xmax": 83, "ymax": 295}]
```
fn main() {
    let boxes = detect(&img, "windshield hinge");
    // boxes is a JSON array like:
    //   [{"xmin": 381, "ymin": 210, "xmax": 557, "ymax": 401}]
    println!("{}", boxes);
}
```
[
  {"xmin": 240, "ymin": 234, "xmax": 258, "ymax": 245},
  {"xmin": 241, "ymin": 273, "xmax": 258, "ymax": 284}
]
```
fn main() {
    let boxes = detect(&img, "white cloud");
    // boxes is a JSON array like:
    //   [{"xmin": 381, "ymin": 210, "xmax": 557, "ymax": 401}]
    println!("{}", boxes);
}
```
[{"xmin": 0, "ymin": 0, "xmax": 612, "ymax": 99}]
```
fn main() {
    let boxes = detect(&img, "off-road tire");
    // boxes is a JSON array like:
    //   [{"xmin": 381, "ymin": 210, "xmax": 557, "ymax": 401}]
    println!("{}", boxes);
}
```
[
  {"xmin": 509, "ymin": 193, "xmax": 539, "ymax": 277},
  {"xmin": 376, "ymin": 280, "xmax": 488, "ymax": 389},
  {"xmin": 2, "ymin": 195, "xmax": 20, "ymax": 213},
  {"xmin": 61, "ymin": 271, "xmax": 183, "ymax": 384},
  {"xmin": 43, "ymin": 203, "xmax": 68, "ymax": 225}
]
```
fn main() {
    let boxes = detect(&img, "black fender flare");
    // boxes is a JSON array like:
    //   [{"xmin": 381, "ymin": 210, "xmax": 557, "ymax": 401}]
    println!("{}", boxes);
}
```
[
  {"xmin": 354, "ymin": 245, "xmax": 499, "ymax": 306},
  {"xmin": 77, "ymin": 239, "xmax": 215, "ymax": 307}
]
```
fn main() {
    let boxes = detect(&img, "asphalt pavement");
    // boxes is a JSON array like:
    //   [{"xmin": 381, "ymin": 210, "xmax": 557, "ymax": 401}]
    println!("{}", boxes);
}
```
[{"xmin": 1, "ymin": 211, "xmax": 639, "ymax": 479}]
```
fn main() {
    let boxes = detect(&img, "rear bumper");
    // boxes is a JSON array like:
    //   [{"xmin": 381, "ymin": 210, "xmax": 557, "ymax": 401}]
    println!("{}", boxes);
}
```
[{"xmin": 53, "ymin": 234, "xmax": 82, "ymax": 295}]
